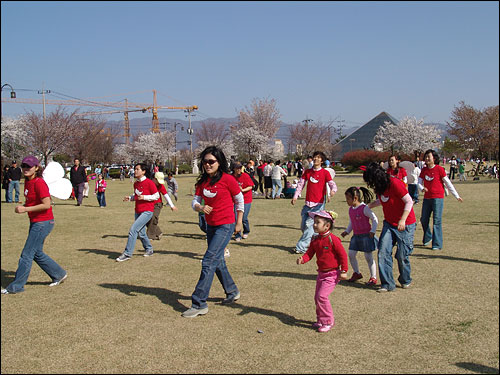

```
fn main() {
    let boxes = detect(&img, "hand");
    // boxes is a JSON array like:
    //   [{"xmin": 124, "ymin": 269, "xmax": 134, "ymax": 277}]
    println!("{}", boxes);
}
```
[
  {"xmin": 123, "ymin": 196, "xmax": 130, "ymax": 202},
  {"xmin": 94, "ymin": 192, "xmax": 97, "ymax": 195},
  {"xmin": 15, "ymin": 205, "xmax": 26, "ymax": 214},
  {"xmin": 457, "ymin": 197, "xmax": 463, "ymax": 202},
  {"xmin": 171, "ymin": 206, "xmax": 178, "ymax": 212},
  {"xmin": 137, "ymin": 195, "xmax": 144, "ymax": 200},
  {"xmin": 423, "ymin": 187, "xmax": 428, "ymax": 193},
  {"xmin": 339, "ymin": 272, "xmax": 349, "ymax": 280},
  {"xmin": 291, "ymin": 198, "xmax": 297, "ymax": 206},
  {"xmin": 234, "ymin": 222, "xmax": 242, "ymax": 234},
  {"xmin": 397, "ymin": 219, "xmax": 406, "ymax": 231},
  {"xmin": 340, "ymin": 231, "xmax": 347, "ymax": 238},
  {"xmin": 202, "ymin": 205, "xmax": 213, "ymax": 215},
  {"xmin": 296, "ymin": 257, "xmax": 303, "ymax": 265},
  {"xmin": 369, "ymin": 232, "xmax": 375, "ymax": 238}
]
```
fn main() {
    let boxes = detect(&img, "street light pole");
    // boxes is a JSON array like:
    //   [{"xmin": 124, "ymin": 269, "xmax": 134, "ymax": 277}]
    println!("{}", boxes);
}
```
[{"xmin": 1, "ymin": 83, "xmax": 16, "ymax": 120}]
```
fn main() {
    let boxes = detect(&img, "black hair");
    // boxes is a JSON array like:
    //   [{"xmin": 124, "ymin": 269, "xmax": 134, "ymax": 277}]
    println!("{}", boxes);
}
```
[
  {"xmin": 167, "ymin": 172, "xmax": 173, "ymax": 177},
  {"xmin": 362, "ymin": 162, "xmax": 391, "ymax": 196},
  {"xmin": 389, "ymin": 154, "xmax": 401, "ymax": 174},
  {"xmin": 196, "ymin": 145, "xmax": 229, "ymax": 186},
  {"xmin": 314, "ymin": 215, "xmax": 334, "ymax": 230},
  {"xmin": 312, "ymin": 151, "xmax": 326, "ymax": 162},
  {"xmin": 344, "ymin": 186, "xmax": 374, "ymax": 204},
  {"xmin": 134, "ymin": 162, "xmax": 151, "ymax": 179},
  {"xmin": 423, "ymin": 149, "xmax": 440, "ymax": 165}
]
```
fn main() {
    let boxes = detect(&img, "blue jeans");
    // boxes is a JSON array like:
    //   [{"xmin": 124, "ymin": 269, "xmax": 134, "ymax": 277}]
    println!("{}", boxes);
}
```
[
  {"xmin": 191, "ymin": 223, "xmax": 238, "ymax": 309},
  {"xmin": 199, "ymin": 213, "xmax": 207, "ymax": 234},
  {"xmin": 295, "ymin": 203, "xmax": 325, "ymax": 253},
  {"xmin": 7, "ymin": 180, "xmax": 20, "ymax": 202},
  {"xmin": 124, "ymin": 211, "xmax": 154, "ymax": 256},
  {"xmin": 420, "ymin": 198, "xmax": 444, "ymax": 249},
  {"xmin": 5, "ymin": 220, "xmax": 66, "ymax": 293},
  {"xmin": 272, "ymin": 179, "xmax": 283, "ymax": 199},
  {"xmin": 408, "ymin": 184, "xmax": 419, "ymax": 203},
  {"xmin": 377, "ymin": 221, "xmax": 416, "ymax": 290},
  {"xmin": 96, "ymin": 192, "xmax": 106, "ymax": 207},
  {"xmin": 234, "ymin": 203, "xmax": 251, "ymax": 239}
]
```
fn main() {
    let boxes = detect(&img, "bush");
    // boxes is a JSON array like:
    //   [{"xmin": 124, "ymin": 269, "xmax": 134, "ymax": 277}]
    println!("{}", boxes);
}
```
[
  {"xmin": 341, "ymin": 150, "xmax": 391, "ymax": 171},
  {"xmin": 177, "ymin": 164, "xmax": 192, "ymax": 174}
]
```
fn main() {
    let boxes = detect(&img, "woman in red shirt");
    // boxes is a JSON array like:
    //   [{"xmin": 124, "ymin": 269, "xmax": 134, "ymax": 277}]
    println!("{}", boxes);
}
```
[
  {"xmin": 116, "ymin": 163, "xmax": 159, "ymax": 261},
  {"xmin": 1, "ymin": 156, "xmax": 67, "ymax": 294},
  {"xmin": 231, "ymin": 162, "xmax": 254, "ymax": 241},
  {"xmin": 182, "ymin": 146, "xmax": 244, "ymax": 318},
  {"xmin": 386, "ymin": 154, "xmax": 408, "ymax": 186}
]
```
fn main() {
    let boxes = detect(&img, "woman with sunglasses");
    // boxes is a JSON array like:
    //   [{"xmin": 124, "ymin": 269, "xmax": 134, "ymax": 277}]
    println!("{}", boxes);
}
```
[
  {"xmin": 182, "ymin": 146, "xmax": 244, "ymax": 318},
  {"xmin": 1, "ymin": 156, "xmax": 67, "ymax": 294}
]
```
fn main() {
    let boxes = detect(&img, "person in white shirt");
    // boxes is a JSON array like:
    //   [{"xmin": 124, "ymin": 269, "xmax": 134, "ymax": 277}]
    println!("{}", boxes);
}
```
[
  {"xmin": 271, "ymin": 160, "xmax": 287, "ymax": 199},
  {"xmin": 263, "ymin": 160, "xmax": 273, "ymax": 199}
]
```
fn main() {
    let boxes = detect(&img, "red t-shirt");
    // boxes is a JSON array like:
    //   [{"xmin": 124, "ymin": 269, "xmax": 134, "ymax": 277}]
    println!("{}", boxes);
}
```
[
  {"xmin": 302, "ymin": 232, "xmax": 348, "ymax": 272},
  {"xmin": 155, "ymin": 184, "xmax": 167, "ymax": 204},
  {"xmin": 24, "ymin": 177, "xmax": 54, "ymax": 222},
  {"xmin": 302, "ymin": 168, "xmax": 332, "ymax": 204},
  {"xmin": 133, "ymin": 178, "xmax": 158, "ymax": 213},
  {"xmin": 387, "ymin": 167, "xmax": 407, "ymax": 183},
  {"xmin": 234, "ymin": 172, "xmax": 254, "ymax": 203},
  {"xmin": 195, "ymin": 173, "xmax": 241, "ymax": 226},
  {"xmin": 420, "ymin": 165, "xmax": 447, "ymax": 199},
  {"xmin": 379, "ymin": 177, "xmax": 416, "ymax": 227}
]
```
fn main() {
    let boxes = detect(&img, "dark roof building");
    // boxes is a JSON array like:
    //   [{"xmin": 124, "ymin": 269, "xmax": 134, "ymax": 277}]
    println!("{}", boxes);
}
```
[{"xmin": 334, "ymin": 111, "xmax": 399, "ymax": 161}]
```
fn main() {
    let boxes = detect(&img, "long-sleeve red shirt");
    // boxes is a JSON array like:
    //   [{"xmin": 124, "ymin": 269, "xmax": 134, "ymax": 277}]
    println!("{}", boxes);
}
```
[{"xmin": 301, "ymin": 231, "xmax": 348, "ymax": 272}]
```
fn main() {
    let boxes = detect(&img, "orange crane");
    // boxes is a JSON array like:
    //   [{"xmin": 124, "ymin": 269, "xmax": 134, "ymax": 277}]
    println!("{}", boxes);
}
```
[{"xmin": 2, "ymin": 90, "xmax": 198, "ymax": 142}]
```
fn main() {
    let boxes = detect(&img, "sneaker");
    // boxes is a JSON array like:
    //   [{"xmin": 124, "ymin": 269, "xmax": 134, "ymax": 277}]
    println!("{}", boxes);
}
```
[
  {"xmin": 347, "ymin": 272, "xmax": 363, "ymax": 282},
  {"xmin": 222, "ymin": 291, "xmax": 240, "ymax": 305},
  {"xmin": 366, "ymin": 277, "xmax": 377, "ymax": 286},
  {"xmin": 242, "ymin": 234, "xmax": 248, "ymax": 239},
  {"xmin": 377, "ymin": 287, "xmax": 394, "ymax": 293},
  {"xmin": 423, "ymin": 241, "xmax": 431, "ymax": 246},
  {"xmin": 116, "ymin": 253, "xmax": 131, "ymax": 262},
  {"xmin": 144, "ymin": 250, "xmax": 154, "ymax": 257},
  {"xmin": 431, "ymin": 247, "xmax": 441, "ymax": 250},
  {"xmin": 224, "ymin": 248, "xmax": 230, "ymax": 258},
  {"xmin": 318, "ymin": 324, "xmax": 332, "ymax": 333},
  {"xmin": 234, "ymin": 237, "xmax": 241, "ymax": 242},
  {"xmin": 294, "ymin": 249, "xmax": 305, "ymax": 254},
  {"xmin": 1, "ymin": 288, "xmax": 9, "ymax": 295},
  {"xmin": 182, "ymin": 307, "xmax": 209, "ymax": 318},
  {"xmin": 49, "ymin": 273, "xmax": 67, "ymax": 287},
  {"xmin": 402, "ymin": 282, "xmax": 411, "ymax": 289}
]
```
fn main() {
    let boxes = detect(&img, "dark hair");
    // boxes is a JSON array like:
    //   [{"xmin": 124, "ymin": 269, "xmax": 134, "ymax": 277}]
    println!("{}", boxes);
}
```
[
  {"xmin": 345, "ymin": 186, "xmax": 374, "ymax": 204},
  {"xmin": 196, "ymin": 145, "xmax": 229, "ymax": 186},
  {"xmin": 423, "ymin": 149, "xmax": 440, "ymax": 165},
  {"xmin": 362, "ymin": 162, "xmax": 391, "ymax": 196},
  {"xmin": 312, "ymin": 151, "xmax": 326, "ymax": 162},
  {"xmin": 315, "ymin": 215, "xmax": 333, "ymax": 230},
  {"xmin": 134, "ymin": 162, "xmax": 151, "ymax": 179},
  {"xmin": 167, "ymin": 172, "xmax": 173, "ymax": 177}
]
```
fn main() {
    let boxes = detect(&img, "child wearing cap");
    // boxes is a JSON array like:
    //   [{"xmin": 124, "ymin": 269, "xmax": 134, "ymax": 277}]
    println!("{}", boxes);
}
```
[
  {"xmin": 1, "ymin": 156, "xmax": 67, "ymax": 294},
  {"xmin": 296, "ymin": 210, "xmax": 348, "ymax": 333}
]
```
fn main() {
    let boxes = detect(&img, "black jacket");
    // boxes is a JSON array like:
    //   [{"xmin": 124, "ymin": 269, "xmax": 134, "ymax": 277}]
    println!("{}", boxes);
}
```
[
  {"xmin": 70, "ymin": 165, "xmax": 87, "ymax": 185},
  {"xmin": 8, "ymin": 167, "xmax": 22, "ymax": 181}
]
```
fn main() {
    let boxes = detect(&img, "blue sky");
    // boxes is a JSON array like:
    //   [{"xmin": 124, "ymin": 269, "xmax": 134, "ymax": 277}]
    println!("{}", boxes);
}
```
[{"xmin": 1, "ymin": 1, "xmax": 498, "ymax": 127}]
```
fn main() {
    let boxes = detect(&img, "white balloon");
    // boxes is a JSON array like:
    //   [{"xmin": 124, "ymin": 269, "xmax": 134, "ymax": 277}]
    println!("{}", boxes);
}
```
[
  {"xmin": 43, "ymin": 162, "xmax": 65, "ymax": 184},
  {"xmin": 47, "ymin": 178, "xmax": 73, "ymax": 200},
  {"xmin": 399, "ymin": 161, "xmax": 415, "ymax": 175}
]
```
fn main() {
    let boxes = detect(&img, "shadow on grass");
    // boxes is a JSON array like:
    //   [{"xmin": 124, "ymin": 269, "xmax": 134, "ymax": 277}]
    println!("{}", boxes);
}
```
[
  {"xmin": 102, "ymin": 234, "xmax": 128, "ymax": 239},
  {"xmin": 171, "ymin": 232, "xmax": 207, "ymax": 241},
  {"xmin": 254, "ymin": 224, "xmax": 300, "ymax": 230},
  {"xmin": 78, "ymin": 248, "xmax": 122, "ymax": 259},
  {"xmin": 233, "ymin": 241, "xmax": 295, "ymax": 253},
  {"xmin": 169, "ymin": 220, "xmax": 199, "ymax": 226},
  {"xmin": 455, "ymin": 362, "xmax": 499, "ymax": 374},
  {"xmin": 1, "ymin": 268, "xmax": 53, "ymax": 286},
  {"xmin": 411, "ymin": 249, "xmax": 499, "ymax": 266},
  {"xmin": 466, "ymin": 221, "xmax": 499, "ymax": 227}
]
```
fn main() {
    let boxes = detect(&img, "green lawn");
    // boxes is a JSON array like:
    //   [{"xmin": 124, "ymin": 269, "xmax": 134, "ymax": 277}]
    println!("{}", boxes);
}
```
[{"xmin": 1, "ymin": 174, "xmax": 499, "ymax": 374}]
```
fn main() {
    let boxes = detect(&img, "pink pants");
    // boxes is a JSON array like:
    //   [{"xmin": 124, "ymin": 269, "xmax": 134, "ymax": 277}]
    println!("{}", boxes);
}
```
[{"xmin": 315, "ymin": 269, "xmax": 340, "ymax": 326}]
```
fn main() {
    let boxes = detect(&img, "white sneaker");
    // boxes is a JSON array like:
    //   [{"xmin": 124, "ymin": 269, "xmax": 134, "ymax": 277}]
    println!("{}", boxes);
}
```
[
  {"xmin": 1, "ymin": 288, "xmax": 10, "ymax": 294},
  {"xmin": 49, "ymin": 273, "xmax": 67, "ymax": 287},
  {"xmin": 224, "ymin": 248, "xmax": 230, "ymax": 258},
  {"xmin": 242, "ymin": 234, "xmax": 248, "ymax": 239}
]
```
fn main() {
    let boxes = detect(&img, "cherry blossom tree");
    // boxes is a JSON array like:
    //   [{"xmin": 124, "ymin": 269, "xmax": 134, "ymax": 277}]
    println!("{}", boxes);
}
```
[
  {"xmin": 132, "ymin": 131, "xmax": 176, "ymax": 163},
  {"xmin": 195, "ymin": 121, "xmax": 234, "ymax": 157},
  {"xmin": 1, "ymin": 116, "xmax": 28, "ymax": 161},
  {"xmin": 373, "ymin": 116, "xmax": 441, "ymax": 160}
]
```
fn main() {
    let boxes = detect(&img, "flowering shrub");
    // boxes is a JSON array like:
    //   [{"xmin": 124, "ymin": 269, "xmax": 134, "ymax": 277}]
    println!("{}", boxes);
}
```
[{"xmin": 341, "ymin": 150, "xmax": 391, "ymax": 170}]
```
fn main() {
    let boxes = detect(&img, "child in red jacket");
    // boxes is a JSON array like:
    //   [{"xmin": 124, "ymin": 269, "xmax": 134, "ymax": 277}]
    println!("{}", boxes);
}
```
[{"xmin": 297, "ymin": 210, "xmax": 348, "ymax": 332}]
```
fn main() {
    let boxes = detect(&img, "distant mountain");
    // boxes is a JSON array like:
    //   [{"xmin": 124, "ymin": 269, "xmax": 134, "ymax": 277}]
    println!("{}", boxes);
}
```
[{"xmin": 107, "ymin": 116, "xmax": 446, "ymax": 152}]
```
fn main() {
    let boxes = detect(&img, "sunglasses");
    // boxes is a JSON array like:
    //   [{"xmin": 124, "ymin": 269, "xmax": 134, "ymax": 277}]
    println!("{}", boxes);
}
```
[
  {"xmin": 203, "ymin": 159, "xmax": 218, "ymax": 165},
  {"xmin": 21, "ymin": 163, "xmax": 34, "ymax": 169}
]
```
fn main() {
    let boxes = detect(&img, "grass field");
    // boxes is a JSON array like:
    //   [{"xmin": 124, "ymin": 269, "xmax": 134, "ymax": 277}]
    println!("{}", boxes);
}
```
[{"xmin": 1, "ymin": 173, "xmax": 499, "ymax": 374}]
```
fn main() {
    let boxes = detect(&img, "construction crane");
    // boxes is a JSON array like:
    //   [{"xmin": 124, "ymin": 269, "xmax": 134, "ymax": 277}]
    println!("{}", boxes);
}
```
[{"xmin": 2, "ymin": 90, "xmax": 198, "ymax": 142}]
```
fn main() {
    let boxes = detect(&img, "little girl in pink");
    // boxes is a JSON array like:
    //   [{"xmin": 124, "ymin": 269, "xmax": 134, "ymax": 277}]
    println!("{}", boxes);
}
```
[{"xmin": 297, "ymin": 210, "xmax": 348, "ymax": 333}]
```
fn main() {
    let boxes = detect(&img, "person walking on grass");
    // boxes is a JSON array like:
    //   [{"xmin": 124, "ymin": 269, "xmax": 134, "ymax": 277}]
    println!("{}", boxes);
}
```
[
  {"xmin": 271, "ymin": 160, "xmax": 287, "ymax": 199},
  {"xmin": 1, "ymin": 156, "xmax": 67, "ymax": 295},
  {"xmin": 166, "ymin": 172, "xmax": 178, "ymax": 202},
  {"xmin": 418, "ymin": 149, "xmax": 463, "ymax": 251},
  {"xmin": 296, "ymin": 210, "xmax": 348, "ymax": 333},
  {"xmin": 146, "ymin": 172, "xmax": 178, "ymax": 241},
  {"xmin": 291, "ymin": 151, "xmax": 337, "ymax": 254},
  {"xmin": 340, "ymin": 186, "xmax": 379, "ymax": 286},
  {"xmin": 182, "ymin": 146, "xmax": 243, "ymax": 318},
  {"xmin": 116, "ymin": 163, "xmax": 159, "ymax": 262},
  {"xmin": 94, "ymin": 173, "xmax": 107, "ymax": 208},
  {"xmin": 231, "ymin": 162, "xmax": 254, "ymax": 242},
  {"xmin": 363, "ymin": 162, "xmax": 416, "ymax": 293}
]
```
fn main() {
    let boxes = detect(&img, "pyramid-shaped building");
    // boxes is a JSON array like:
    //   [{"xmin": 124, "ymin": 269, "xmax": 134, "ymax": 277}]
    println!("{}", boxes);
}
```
[{"xmin": 333, "ymin": 111, "xmax": 399, "ymax": 161}]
